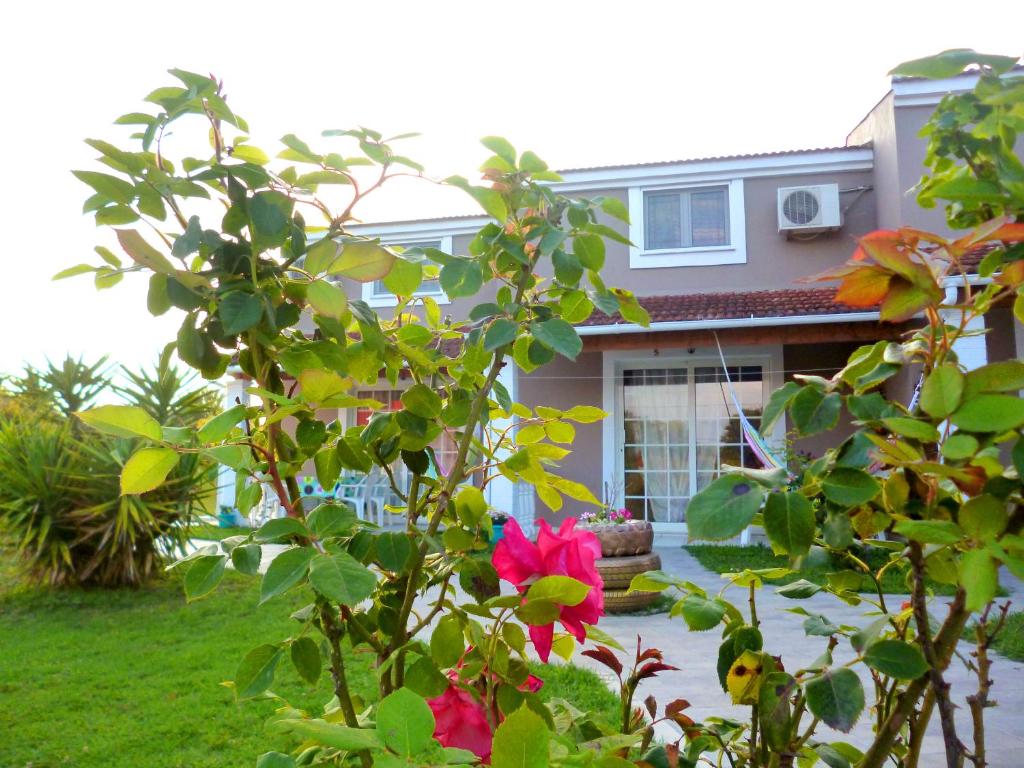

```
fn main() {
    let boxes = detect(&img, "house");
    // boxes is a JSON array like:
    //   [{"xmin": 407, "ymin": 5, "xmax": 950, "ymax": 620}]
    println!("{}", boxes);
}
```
[{"xmin": 219, "ymin": 69, "xmax": 1023, "ymax": 543}]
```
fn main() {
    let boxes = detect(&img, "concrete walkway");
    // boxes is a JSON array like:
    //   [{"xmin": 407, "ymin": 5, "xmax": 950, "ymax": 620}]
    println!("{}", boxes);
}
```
[
  {"xmin": 191, "ymin": 536, "xmax": 1024, "ymax": 764},
  {"xmin": 576, "ymin": 547, "xmax": 1024, "ymax": 766}
]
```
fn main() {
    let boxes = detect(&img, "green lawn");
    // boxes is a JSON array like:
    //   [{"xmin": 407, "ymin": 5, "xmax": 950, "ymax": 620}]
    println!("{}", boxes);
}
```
[
  {"xmin": 963, "ymin": 612, "xmax": 1024, "ymax": 662},
  {"xmin": 185, "ymin": 523, "xmax": 252, "ymax": 541},
  {"xmin": 684, "ymin": 544, "xmax": 962, "ymax": 595},
  {"xmin": 0, "ymin": 543, "xmax": 618, "ymax": 768}
]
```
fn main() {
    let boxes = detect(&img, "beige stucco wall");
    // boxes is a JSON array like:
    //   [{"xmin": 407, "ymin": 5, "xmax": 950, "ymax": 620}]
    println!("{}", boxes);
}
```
[{"xmin": 515, "ymin": 350, "xmax": 605, "ymax": 524}]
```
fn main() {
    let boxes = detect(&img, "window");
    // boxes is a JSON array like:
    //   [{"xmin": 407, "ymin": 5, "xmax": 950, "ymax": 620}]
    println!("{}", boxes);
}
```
[
  {"xmin": 619, "ymin": 363, "xmax": 763, "ymax": 524},
  {"xmin": 627, "ymin": 180, "xmax": 745, "ymax": 268},
  {"xmin": 644, "ymin": 187, "xmax": 729, "ymax": 249},
  {"xmin": 361, "ymin": 236, "xmax": 452, "ymax": 307}
]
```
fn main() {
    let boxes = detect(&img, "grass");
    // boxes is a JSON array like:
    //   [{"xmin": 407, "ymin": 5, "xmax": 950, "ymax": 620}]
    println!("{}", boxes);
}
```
[
  {"xmin": 0, "ymin": 542, "xmax": 618, "ymax": 768},
  {"xmin": 684, "ymin": 544, "xmax": 964, "ymax": 596},
  {"xmin": 185, "ymin": 523, "xmax": 252, "ymax": 541},
  {"xmin": 963, "ymin": 611, "xmax": 1024, "ymax": 662}
]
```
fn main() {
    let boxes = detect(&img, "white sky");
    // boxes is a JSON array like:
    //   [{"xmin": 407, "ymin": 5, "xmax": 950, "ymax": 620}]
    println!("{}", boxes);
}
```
[{"xmin": 1, "ymin": 0, "xmax": 1021, "ymax": 377}]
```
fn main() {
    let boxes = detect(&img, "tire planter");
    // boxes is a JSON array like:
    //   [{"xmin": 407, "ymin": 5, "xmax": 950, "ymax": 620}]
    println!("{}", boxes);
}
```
[
  {"xmin": 588, "ymin": 520, "xmax": 655, "ymax": 557},
  {"xmin": 587, "ymin": 523, "xmax": 662, "ymax": 613}
]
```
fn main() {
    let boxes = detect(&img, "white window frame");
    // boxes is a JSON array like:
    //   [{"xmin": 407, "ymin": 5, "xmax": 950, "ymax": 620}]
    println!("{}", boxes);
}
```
[
  {"xmin": 627, "ymin": 179, "xmax": 746, "ymax": 268},
  {"xmin": 361, "ymin": 235, "xmax": 453, "ymax": 308},
  {"xmin": 600, "ymin": 344, "xmax": 783, "ymax": 534}
]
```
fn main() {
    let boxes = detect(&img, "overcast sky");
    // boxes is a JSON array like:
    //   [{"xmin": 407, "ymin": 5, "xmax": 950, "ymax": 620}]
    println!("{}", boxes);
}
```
[{"xmin": 1, "ymin": 0, "xmax": 1021, "ymax": 377}]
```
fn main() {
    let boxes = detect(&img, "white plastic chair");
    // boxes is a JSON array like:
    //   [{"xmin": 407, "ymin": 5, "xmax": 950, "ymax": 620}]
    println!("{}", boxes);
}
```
[{"xmin": 337, "ymin": 475, "xmax": 368, "ymax": 520}]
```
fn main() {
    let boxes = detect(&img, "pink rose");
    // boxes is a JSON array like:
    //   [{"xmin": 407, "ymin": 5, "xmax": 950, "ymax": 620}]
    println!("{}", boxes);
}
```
[
  {"xmin": 491, "ymin": 518, "xmax": 604, "ymax": 662},
  {"xmin": 428, "ymin": 683, "xmax": 493, "ymax": 760}
]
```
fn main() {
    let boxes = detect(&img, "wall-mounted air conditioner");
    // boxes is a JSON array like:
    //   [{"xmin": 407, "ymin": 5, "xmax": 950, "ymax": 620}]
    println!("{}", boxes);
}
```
[{"xmin": 777, "ymin": 184, "xmax": 841, "ymax": 235}]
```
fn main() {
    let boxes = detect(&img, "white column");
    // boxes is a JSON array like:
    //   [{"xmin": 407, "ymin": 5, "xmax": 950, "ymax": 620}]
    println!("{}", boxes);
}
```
[
  {"xmin": 942, "ymin": 307, "xmax": 988, "ymax": 372},
  {"xmin": 486, "ymin": 361, "xmax": 531, "ymax": 534},
  {"xmin": 215, "ymin": 375, "xmax": 249, "ymax": 515}
]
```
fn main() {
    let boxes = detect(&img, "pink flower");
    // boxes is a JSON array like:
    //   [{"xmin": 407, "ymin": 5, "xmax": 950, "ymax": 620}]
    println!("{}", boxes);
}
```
[
  {"xmin": 491, "ymin": 518, "xmax": 604, "ymax": 662},
  {"xmin": 427, "ymin": 669, "xmax": 544, "ymax": 761},
  {"xmin": 429, "ymin": 683, "xmax": 493, "ymax": 760}
]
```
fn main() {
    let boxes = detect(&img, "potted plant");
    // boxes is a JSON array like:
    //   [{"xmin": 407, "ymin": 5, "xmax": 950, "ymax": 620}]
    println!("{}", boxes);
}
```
[
  {"xmin": 488, "ymin": 508, "xmax": 510, "ymax": 546},
  {"xmin": 579, "ymin": 502, "xmax": 661, "ymax": 613}
]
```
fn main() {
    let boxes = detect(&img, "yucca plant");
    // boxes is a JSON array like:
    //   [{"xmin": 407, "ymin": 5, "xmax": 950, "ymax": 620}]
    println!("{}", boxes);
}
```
[{"xmin": 0, "ymin": 353, "xmax": 219, "ymax": 586}]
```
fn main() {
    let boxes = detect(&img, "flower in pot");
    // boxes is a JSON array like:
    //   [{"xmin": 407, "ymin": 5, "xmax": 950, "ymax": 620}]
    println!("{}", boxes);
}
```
[
  {"xmin": 579, "ymin": 506, "xmax": 654, "ymax": 558},
  {"xmin": 487, "ymin": 508, "xmax": 509, "ymax": 545}
]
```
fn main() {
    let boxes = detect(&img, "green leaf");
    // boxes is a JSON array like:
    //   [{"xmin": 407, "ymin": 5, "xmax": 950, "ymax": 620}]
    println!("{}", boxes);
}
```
[
  {"xmin": 805, "ymin": 668, "xmax": 864, "ymax": 733},
  {"xmin": 375, "ymin": 532, "xmax": 412, "ymax": 572},
  {"xmin": 248, "ymin": 191, "xmax": 292, "ymax": 248},
  {"xmin": 308, "ymin": 552, "xmax": 377, "ymax": 606},
  {"xmin": 439, "ymin": 259, "xmax": 483, "ymax": 298},
  {"xmin": 401, "ymin": 383, "xmax": 442, "ymax": 419},
  {"xmin": 256, "ymin": 753, "xmax": 296, "ymax": 768},
  {"xmin": 78, "ymin": 405, "xmax": 162, "ymax": 441},
  {"xmin": 761, "ymin": 382, "xmax": 802, "ymax": 432},
  {"xmin": 531, "ymin": 319, "xmax": 582, "ymax": 361},
  {"xmin": 447, "ymin": 176, "xmax": 508, "ymax": 222},
  {"xmin": 198, "ymin": 404, "xmax": 246, "ymax": 443},
  {"xmin": 863, "ymin": 639, "xmax": 928, "ymax": 680},
  {"xmin": 491, "ymin": 705, "xmax": 550, "ymax": 768},
  {"xmin": 121, "ymin": 447, "xmax": 179, "ymax": 495},
  {"xmin": 255, "ymin": 517, "xmax": 310, "ymax": 543},
  {"xmin": 960, "ymin": 549, "xmax": 998, "ymax": 611},
  {"xmin": 964, "ymin": 361, "xmax": 1024, "ymax": 397},
  {"xmin": 455, "ymin": 486, "xmax": 488, "ymax": 525},
  {"xmin": 53, "ymin": 263, "xmax": 96, "ymax": 281},
  {"xmin": 231, "ymin": 544, "xmax": 262, "ymax": 576},
  {"xmin": 260, "ymin": 546, "xmax": 315, "ymax": 604},
  {"xmin": 72, "ymin": 170, "xmax": 135, "ymax": 204},
  {"xmin": 920, "ymin": 364, "xmax": 964, "ymax": 418},
  {"xmin": 890, "ymin": 49, "xmax": 1020, "ymax": 79},
  {"xmin": 573, "ymin": 234, "xmax": 605, "ymax": 271},
  {"xmin": 763, "ymin": 492, "xmax": 815, "ymax": 557},
  {"xmin": 485, "ymin": 318, "xmax": 517, "ymax": 351},
  {"xmin": 116, "ymin": 228, "xmax": 175, "ymax": 274},
  {"xmin": 383, "ymin": 257, "xmax": 422, "ymax": 296},
  {"xmin": 306, "ymin": 280, "xmax": 348, "ymax": 320},
  {"xmin": 599, "ymin": 196, "xmax": 630, "ymax": 223},
  {"xmin": 219, "ymin": 291, "xmax": 264, "ymax": 334},
  {"xmin": 272, "ymin": 718, "xmax": 382, "ymax": 751},
  {"xmin": 687, "ymin": 475, "xmax": 765, "ymax": 541},
  {"xmin": 790, "ymin": 388, "xmax": 841, "ymax": 436},
  {"xmin": 941, "ymin": 433, "xmax": 979, "ymax": 460},
  {"xmin": 677, "ymin": 595, "xmax": 727, "ymax": 631},
  {"xmin": 481, "ymin": 136, "xmax": 517, "ymax": 163},
  {"xmin": 959, "ymin": 495, "xmax": 1007, "ymax": 542},
  {"xmin": 880, "ymin": 417, "xmax": 940, "ymax": 442},
  {"xmin": 328, "ymin": 241, "xmax": 395, "ymax": 282},
  {"xmin": 526, "ymin": 575, "xmax": 590, "ymax": 607},
  {"xmin": 821, "ymin": 468, "xmax": 880, "ymax": 507},
  {"xmin": 290, "ymin": 636, "xmax": 321, "ymax": 685},
  {"xmin": 184, "ymin": 555, "xmax": 226, "ymax": 601},
  {"xmin": 431, "ymin": 615, "xmax": 465, "ymax": 668},
  {"xmin": 304, "ymin": 238, "xmax": 341, "ymax": 275},
  {"xmin": 563, "ymin": 405, "xmax": 607, "ymax": 423},
  {"xmin": 376, "ymin": 688, "xmax": 435, "ymax": 757},
  {"xmin": 950, "ymin": 394, "xmax": 1024, "ymax": 433},
  {"xmin": 893, "ymin": 519, "xmax": 964, "ymax": 545},
  {"xmin": 235, "ymin": 644, "xmax": 283, "ymax": 698}
]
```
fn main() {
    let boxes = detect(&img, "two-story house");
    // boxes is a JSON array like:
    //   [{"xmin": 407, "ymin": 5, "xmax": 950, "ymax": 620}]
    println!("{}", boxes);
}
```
[{"xmin": 221, "ymin": 69, "xmax": 1022, "ymax": 544}]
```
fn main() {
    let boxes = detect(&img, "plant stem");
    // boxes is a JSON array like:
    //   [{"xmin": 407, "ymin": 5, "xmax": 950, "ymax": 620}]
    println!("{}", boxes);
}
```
[
  {"xmin": 319, "ymin": 601, "xmax": 371, "ymax": 768},
  {"xmin": 907, "ymin": 542, "xmax": 963, "ymax": 768}
]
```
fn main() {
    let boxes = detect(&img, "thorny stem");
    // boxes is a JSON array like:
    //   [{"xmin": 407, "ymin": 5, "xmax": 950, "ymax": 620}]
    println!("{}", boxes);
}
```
[
  {"xmin": 907, "ymin": 542, "xmax": 963, "ymax": 768},
  {"xmin": 319, "ymin": 601, "xmax": 372, "ymax": 768},
  {"xmin": 966, "ymin": 601, "xmax": 1010, "ymax": 767}
]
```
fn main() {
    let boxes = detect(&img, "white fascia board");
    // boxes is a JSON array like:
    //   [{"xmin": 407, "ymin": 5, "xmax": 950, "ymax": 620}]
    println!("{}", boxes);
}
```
[
  {"xmin": 552, "ymin": 149, "xmax": 874, "ymax": 193},
  {"xmin": 346, "ymin": 217, "xmax": 487, "ymax": 238},
  {"xmin": 577, "ymin": 311, "xmax": 881, "ymax": 336}
]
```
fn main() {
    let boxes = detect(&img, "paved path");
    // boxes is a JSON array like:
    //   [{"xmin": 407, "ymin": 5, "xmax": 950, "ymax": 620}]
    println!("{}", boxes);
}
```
[
  {"xmin": 576, "ymin": 547, "xmax": 1024, "ymax": 766},
  {"xmin": 191, "ymin": 536, "xmax": 1024, "ymax": 764}
]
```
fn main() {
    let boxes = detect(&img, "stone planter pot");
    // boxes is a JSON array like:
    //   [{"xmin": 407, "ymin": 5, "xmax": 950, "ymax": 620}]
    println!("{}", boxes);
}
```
[{"xmin": 585, "ymin": 520, "xmax": 654, "ymax": 557}]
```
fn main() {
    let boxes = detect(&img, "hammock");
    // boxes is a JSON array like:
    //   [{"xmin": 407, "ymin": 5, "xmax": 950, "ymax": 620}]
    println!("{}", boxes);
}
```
[{"xmin": 713, "ymin": 334, "xmax": 790, "ymax": 473}]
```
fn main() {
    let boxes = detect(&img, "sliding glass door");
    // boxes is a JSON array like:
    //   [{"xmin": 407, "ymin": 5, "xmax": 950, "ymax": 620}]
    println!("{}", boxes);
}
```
[{"xmin": 619, "ymin": 363, "xmax": 764, "ymax": 525}]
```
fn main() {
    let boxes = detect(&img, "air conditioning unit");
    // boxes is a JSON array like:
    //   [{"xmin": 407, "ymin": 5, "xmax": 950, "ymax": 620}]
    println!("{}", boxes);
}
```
[{"xmin": 777, "ymin": 184, "xmax": 841, "ymax": 235}]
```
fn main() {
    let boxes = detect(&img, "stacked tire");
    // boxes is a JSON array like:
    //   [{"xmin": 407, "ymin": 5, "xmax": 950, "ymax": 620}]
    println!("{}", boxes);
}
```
[{"xmin": 590, "ymin": 521, "xmax": 662, "ymax": 613}]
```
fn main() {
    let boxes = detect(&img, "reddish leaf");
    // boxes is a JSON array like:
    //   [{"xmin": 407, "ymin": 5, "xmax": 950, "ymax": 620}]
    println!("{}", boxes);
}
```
[
  {"xmin": 898, "ymin": 226, "xmax": 949, "ymax": 248},
  {"xmin": 636, "ymin": 647, "xmax": 664, "ymax": 663},
  {"xmin": 581, "ymin": 646, "xmax": 623, "ymax": 676},
  {"xmin": 951, "ymin": 465, "xmax": 988, "ymax": 496},
  {"xmin": 858, "ymin": 230, "xmax": 938, "ymax": 292},
  {"xmin": 801, "ymin": 263, "xmax": 861, "ymax": 282},
  {"xmin": 664, "ymin": 698, "xmax": 692, "ymax": 716},
  {"xmin": 636, "ymin": 661, "xmax": 680, "ymax": 680},
  {"xmin": 644, "ymin": 694, "xmax": 657, "ymax": 718},
  {"xmin": 835, "ymin": 266, "xmax": 892, "ymax": 307}
]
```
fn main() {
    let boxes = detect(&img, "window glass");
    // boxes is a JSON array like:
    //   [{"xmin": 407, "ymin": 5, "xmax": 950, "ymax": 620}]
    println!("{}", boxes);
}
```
[{"xmin": 642, "ymin": 187, "xmax": 729, "ymax": 250}]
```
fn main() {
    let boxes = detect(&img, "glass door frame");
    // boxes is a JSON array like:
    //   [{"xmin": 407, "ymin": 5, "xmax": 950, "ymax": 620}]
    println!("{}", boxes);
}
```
[{"xmin": 601, "ymin": 345, "xmax": 784, "ymax": 535}]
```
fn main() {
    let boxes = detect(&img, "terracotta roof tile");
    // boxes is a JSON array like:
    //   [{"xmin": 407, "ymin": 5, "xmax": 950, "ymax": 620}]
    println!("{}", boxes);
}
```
[{"xmin": 581, "ymin": 287, "xmax": 870, "ymax": 327}]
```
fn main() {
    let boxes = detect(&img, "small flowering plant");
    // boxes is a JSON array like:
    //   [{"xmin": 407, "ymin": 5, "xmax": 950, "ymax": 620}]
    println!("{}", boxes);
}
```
[
  {"xmin": 486, "ymin": 507, "xmax": 510, "ymax": 525},
  {"xmin": 580, "ymin": 506, "xmax": 635, "ymax": 526}
]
